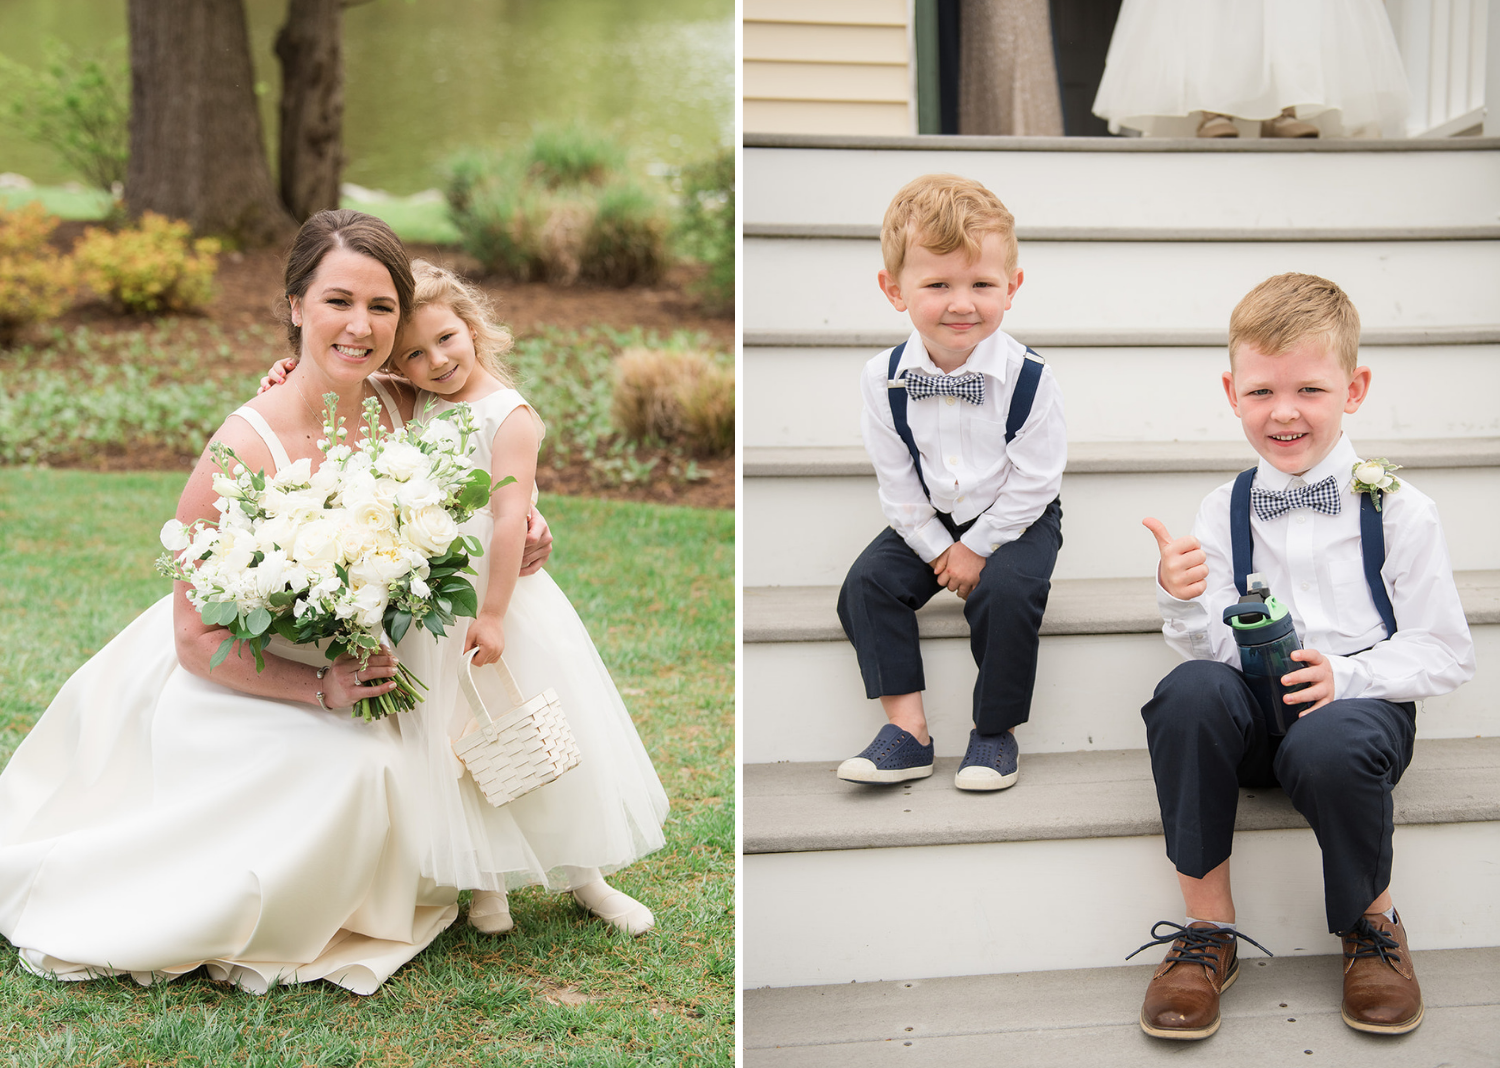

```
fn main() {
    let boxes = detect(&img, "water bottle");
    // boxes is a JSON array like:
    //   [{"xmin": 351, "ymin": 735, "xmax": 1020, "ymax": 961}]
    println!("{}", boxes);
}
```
[{"xmin": 1222, "ymin": 573, "xmax": 1309, "ymax": 736}]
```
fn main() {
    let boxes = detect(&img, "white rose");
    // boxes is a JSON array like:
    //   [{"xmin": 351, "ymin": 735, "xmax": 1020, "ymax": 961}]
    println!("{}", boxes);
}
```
[
  {"xmin": 337, "ymin": 523, "xmax": 378, "ymax": 564},
  {"xmin": 291, "ymin": 518, "xmax": 341, "ymax": 568},
  {"xmin": 160, "ymin": 519, "xmax": 191, "ymax": 552},
  {"xmin": 396, "ymin": 477, "xmax": 443, "ymax": 510},
  {"xmin": 254, "ymin": 515, "xmax": 295, "ymax": 555},
  {"xmin": 402, "ymin": 505, "xmax": 459, "ymax": 556},
  {"xmin": 374, "ymin": 441, "xmax": 426, "ymax": 482},
  {"xmin": 349, "ymin": 497, "xmax": 396, "ymax": 537},
  {"xmin": 410, "ymin": 576, "xmax": 430, "ymax": 599},
  {"xmin": 371, "ymin": 477, "xmax": 402, "ymax": 508},
  {"xmin": 1354, "ymin": 461, "xmax": 1385, "ymax": 485}
]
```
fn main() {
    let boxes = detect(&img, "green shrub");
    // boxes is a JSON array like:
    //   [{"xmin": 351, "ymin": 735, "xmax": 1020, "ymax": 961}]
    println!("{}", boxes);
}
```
[
  {"xmin": 0, "ymin": 202, "xmax": 77, "ymax": 347},
  {"xmin": 75, "ymin": 212, "xmax": 220, "ymax": 314},
  {"xmin": 527, "ymin": 124, "xmax": 625, "ymax": 189},
  {"xmin": 584, "ymin": 181, "xmax": 667, "ymax": 286},
  {"xmin": 0, "ymin": 40, "xmax": 129, "ymax": 196},
  {"xmin": 445, "ymin": 129, "xmax": 668, "ymax": 287},
  {"xmin": 676, "ymin": 148, "xmax": 734, "ymax": 312},
  {"xmin": 610, "ymin": 346, "xmax": 734, "ymax": 455}
]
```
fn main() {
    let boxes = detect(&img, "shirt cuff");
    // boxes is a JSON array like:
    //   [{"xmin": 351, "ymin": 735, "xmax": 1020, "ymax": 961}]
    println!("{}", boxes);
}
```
[
  {"xmin": 906, "ymin": 516, "xmax": 956, "ymax": 563},
  {"xmin": 1327, "ymin": 653, "xmax": 1365, "ymax": 701},
  {"xmin": 958, "ymin": 521, "xmax": 1012, "ymax": 559}
]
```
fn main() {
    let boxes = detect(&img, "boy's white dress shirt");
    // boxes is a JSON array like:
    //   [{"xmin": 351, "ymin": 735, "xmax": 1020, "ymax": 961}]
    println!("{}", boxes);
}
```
[
  {"xmin": 859, "ymin": 329, "xmax": 1067, "ymax": 563},
  {"xmin": 1158, "ymin": 434, "xmax": 1475, "ymax": 703}
]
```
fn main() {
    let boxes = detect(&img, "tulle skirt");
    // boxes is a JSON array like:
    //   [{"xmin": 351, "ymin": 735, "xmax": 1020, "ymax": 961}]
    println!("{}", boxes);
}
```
[
  {"xmin": 395, "ymin": 549, "xmax": 669, "ymax": 894},
  {"xmin": 1093, "ymin": 0, "xmax": 1410, "ymax": 137},
  {"xmin": 0, "ymin": 598, "xmax": 458, "ymax": 994}
]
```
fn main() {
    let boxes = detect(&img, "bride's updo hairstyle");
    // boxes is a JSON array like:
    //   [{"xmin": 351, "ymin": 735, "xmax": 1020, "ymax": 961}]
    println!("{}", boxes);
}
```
[{"xmin": 278, "ymin": 209, "xmax": 415, "ymax": 355}]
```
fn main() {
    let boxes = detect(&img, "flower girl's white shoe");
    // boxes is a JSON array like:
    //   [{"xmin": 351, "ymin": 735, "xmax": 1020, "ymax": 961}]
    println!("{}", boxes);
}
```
[
  {"xmin": 571, "ymin": 878, "xmax": 655, "ymax": 935},
  {"xmin": 467, "ymin": 889, "xmax": 514, "ymax": 934}
]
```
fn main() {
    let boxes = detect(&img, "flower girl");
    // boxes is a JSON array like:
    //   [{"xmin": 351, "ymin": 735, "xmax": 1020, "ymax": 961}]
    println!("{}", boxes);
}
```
[{"xmin": 276, "ymin": 262, "xmax": 669, "ymax": 934}]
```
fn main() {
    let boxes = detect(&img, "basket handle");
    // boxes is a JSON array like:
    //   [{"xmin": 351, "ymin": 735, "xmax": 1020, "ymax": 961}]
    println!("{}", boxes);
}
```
[{"xmin": 459, "ymin": 647, "xmax": 527, "ymax": 729}]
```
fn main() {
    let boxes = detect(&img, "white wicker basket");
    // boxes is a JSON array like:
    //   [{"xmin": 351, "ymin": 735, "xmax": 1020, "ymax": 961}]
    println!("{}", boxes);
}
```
[{"xmin": 451, "ymin": 647, "xmax": 581, "ymax": 807}]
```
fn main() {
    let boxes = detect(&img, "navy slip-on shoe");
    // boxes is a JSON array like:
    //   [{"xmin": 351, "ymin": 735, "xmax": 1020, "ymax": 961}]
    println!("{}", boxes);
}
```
[
  {"xmin": 954, "ymin": 728, "xmax": 1019, "ymax": 791},
  {"xmin": 836, "ymin": 723, "xmax": 935, "ymax": 784}
]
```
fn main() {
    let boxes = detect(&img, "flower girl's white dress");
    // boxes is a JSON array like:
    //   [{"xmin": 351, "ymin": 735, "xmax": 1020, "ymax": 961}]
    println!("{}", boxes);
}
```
[
  {"xmin": 395, "ymin": 388, "xmax": 668, "ymax": 894},
  {"xmin": 1092, "ymin": 0, "xmax": 1410, "ymax": 138},
  {"xmin": 0, "ymin": 384, "xmax": 459, "ymax": 994}
]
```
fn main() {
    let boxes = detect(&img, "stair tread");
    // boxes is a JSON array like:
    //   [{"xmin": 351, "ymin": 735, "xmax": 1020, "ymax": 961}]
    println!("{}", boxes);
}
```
[
  {"xmin": 743, "ymin": 947, "xmax": 1500, "ymax": 1066},
  {"xmin": 744, "ymin": 438, "xmax": 1500, "ymax": 477},
  {"xmin": 742, "ymin": 738, "xmax": 1500, "ymax": 854},
  {"xmin": 743, "ymin": 571, "xmax": 1500, "ymax": 643},
  {"xmin": 746, "ymin": 132, "xmax": 1500, "ymax": 153},
  {"xmin": 744, "ymin": 326, "xmax": 1500, "ymax": 347}
]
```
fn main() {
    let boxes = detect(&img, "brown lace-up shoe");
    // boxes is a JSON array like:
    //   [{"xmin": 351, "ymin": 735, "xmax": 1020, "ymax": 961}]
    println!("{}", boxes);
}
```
[
  {"xmin": 1128, "ymin": 921, "xmax": 1271, "ymax": 1040},
  {"xmin": 1341, "ymin": 911, "xmax": 1424, "ymax": 1034}
]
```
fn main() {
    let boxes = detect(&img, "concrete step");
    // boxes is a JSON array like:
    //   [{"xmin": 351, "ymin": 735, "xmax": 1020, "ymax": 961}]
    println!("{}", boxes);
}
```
[
  {"xmin": 741, "ymin": 573, "xmax": 1500, "ymax": 763},
  {"xmin": 742, "ymin": 338, "xmax": 1500, "ymax": 448},
  {"xmin": 743, "ymin": 235, "xmax": 1500, "ymax": 335},
  {"xmin": 744, "ymin": 947, "xmax": 1500, "ymax": 1066},
  {"xmin": 740, "ymin": 739, "xmax": 1500, "ymax": 985},
  {"xmin": 744, "ymin": 136, "xmax": 1500, "ymax": 231},
  {"xmin": 741, "ymin": 440, "xmax": 1500, "ymax": 587}
]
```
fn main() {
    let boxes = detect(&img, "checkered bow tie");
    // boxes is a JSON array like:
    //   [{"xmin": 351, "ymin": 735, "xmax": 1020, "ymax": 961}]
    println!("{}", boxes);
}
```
[
  {"xmin": 901, "ymin": 369, "xmax": 986, "ymax": 405},
  {"xmin": 1250, "ymin": 475, "xmax": 1342, "ymax": 521}
]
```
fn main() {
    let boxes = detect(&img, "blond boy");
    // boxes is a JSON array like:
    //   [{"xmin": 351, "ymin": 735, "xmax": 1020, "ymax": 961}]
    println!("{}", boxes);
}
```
[
  {"xmin": 835, "ymin": 175, "xmax": 1066, "ymax": 791},
  {"xmin": 1134, "ymin": 273, "xmax": 1474, "ymax": 1039}
]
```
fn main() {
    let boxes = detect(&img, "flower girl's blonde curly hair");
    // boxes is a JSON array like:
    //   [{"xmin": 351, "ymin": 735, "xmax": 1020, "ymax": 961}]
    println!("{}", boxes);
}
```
[{"xmin": 399, "ymin": 259, "xmax": 516, "ymax": 388}]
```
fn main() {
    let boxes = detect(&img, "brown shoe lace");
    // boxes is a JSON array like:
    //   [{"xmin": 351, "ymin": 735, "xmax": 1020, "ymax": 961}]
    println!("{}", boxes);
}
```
[{"xmin": 1126, "ymin": 920, "xmax": 1274, "ymax": 970}]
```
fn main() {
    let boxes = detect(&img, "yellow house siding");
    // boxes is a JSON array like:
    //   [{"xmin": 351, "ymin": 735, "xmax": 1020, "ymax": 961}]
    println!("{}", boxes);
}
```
[{"xmin": 744, "ymin": 0, "xmax": 913, "ymax": 136}]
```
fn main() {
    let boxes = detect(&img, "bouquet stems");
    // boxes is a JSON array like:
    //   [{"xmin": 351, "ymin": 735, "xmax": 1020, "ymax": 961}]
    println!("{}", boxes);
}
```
[{"xmin": 352, "ymin": 661, "xmax": 429, "ymax": 722}]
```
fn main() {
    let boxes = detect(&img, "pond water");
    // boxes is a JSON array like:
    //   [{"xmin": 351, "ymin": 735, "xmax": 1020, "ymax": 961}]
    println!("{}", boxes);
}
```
[{"xmin": 0, "ymin": 0, "xmax": 733, "ymax": 194}]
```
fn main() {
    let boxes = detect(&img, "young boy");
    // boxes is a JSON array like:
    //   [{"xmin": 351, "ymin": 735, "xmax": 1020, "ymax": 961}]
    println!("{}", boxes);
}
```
[
  {"xmin": 835, "ymin": 174, "xmax": 1066, "ymax": 791},
  {"xmin": 1135, "ymin": 273, "xmax": 1474, "ymax": 1039}
]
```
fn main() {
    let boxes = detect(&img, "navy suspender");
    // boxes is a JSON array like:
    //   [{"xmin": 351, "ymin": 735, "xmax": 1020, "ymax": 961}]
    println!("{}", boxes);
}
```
[
  {"xmin": 1229, "ymin": 466, "xmax": 1397, "ymax": 637},
  {"xmin": 886, "ymin": 341, "xmax": 1045, "ymax": 503}
]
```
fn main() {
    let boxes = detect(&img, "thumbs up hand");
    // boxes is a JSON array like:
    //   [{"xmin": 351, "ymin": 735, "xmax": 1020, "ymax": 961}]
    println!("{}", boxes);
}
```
[{"xmin": 1143, "ymin": 517, "xmax": 1208, "ymax": 601}]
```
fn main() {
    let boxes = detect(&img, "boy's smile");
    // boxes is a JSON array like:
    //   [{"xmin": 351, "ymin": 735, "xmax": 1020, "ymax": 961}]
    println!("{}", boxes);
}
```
[
  {"xmin": 1223, "ymin": 337, "xmax": 1371, "ymax": 476},
  {"xmin": 878, "ymin": 233, "xmax": 1021, "ymax": 372}
]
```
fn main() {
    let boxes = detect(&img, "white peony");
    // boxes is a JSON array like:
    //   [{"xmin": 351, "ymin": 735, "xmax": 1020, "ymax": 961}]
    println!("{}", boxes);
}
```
[
  {"xmin": 402, "ymin": 504, "xmax": 459, "ymax": 555},
  {"xmin": 291, "ymin": 518, "xmax": 342, "ymax": 568},
  {"xmin": 348, "ymin": 497, "xmax": 397, "ymax": 537}
]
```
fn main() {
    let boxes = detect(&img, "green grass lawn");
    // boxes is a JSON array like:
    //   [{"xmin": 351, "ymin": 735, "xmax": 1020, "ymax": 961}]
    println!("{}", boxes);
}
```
[{"xmin": 0, "ymin": 470, "xmax": 733, "ymax": 1067}]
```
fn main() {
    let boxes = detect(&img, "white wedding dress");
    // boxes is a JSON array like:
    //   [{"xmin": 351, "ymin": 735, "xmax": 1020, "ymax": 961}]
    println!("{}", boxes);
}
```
[
  {"xmin": 393, "ymin": 388, "xmax": 669, "ymax": 893},
  {"xmin": 0, "ymin": 384, "xmax": 459, "ymax": 994},
  {"xmin": 1093, "ymin": 0, "xmax": 1411, "ymax": 138}
]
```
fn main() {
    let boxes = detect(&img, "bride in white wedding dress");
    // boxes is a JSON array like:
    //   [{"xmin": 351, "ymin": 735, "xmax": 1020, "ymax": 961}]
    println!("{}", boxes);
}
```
[{"xmin": 0, "ymin": 211, "xmax": 543, "ymax": 994}]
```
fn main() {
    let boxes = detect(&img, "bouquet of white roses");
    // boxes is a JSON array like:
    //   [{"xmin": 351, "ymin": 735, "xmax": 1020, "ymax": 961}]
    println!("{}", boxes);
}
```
[{"xmin": 158, "ymin": 394, "xmax": 510, "ymax": 721}]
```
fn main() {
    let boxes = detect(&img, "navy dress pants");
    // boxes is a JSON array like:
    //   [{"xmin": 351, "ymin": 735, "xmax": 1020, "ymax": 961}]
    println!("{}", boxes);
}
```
[
  {"xmin": 1142, "ymin": 659, "xmax": 1417, "ymax": 934},
  {"xmin": 836, "ymin": 497, "xmax": 1062, "ymax": 735}
]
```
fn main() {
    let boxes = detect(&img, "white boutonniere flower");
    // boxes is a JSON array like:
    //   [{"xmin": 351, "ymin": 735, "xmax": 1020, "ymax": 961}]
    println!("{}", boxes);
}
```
[{"xmin": 1351, "ymin": 458, "xmax": 1402, "ymax": 511}]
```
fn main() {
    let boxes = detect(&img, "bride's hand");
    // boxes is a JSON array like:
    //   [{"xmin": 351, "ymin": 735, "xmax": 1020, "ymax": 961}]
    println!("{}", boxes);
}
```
[
  {"xmin": 317, "ymin": 649, "xmax": 399, "ymax": 709},
  {"xmin": 257, "ymin": 356, "xmax": 300, "ymax": 395}
]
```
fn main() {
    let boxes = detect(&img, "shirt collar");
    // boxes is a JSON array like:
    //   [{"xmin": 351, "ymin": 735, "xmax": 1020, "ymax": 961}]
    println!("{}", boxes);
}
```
[
  {"xmin": 897, "ymin": 329, "xmax": 1017, "ymax": 384},
  {"xmin": 1255, "ymin": 433, "xmax": 1357, "ymax": 491}
]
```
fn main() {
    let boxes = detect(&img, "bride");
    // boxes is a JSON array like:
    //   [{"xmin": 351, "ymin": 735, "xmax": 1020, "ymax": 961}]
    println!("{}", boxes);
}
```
[{"xmin": 0, "ymin": 210, "xmax": 546, "ymax": 994}]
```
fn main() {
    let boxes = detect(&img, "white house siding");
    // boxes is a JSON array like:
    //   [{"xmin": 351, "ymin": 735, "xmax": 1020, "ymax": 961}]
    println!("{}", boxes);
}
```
[{"xmin": 743, "ymin": 0, "xmax": 914, "ymax": 135}]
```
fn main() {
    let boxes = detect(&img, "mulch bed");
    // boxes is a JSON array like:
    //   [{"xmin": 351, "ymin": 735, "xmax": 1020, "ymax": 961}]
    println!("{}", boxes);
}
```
[{"xmin": 37, "ymin": 224, "xmax": 735, "ymax": 510}]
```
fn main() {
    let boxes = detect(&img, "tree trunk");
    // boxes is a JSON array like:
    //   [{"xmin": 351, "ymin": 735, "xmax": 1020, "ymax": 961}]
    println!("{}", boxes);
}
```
[
  {"xmin": 126, "ymin": 0, "xmax": 296, "ymax": 246},
  {"xmin": 275, "ymin": 0, "xmax": 344, "ymax": 221}
]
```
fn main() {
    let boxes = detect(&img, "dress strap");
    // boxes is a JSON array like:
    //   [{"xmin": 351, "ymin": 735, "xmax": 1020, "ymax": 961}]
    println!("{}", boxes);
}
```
[
  {"xmin": 228, "ymin": 406, "xmax": 292, "ymax": 475},
  {"xmin": 367, "ymin": 377, "xmax": 404, "ymax": 430}
]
